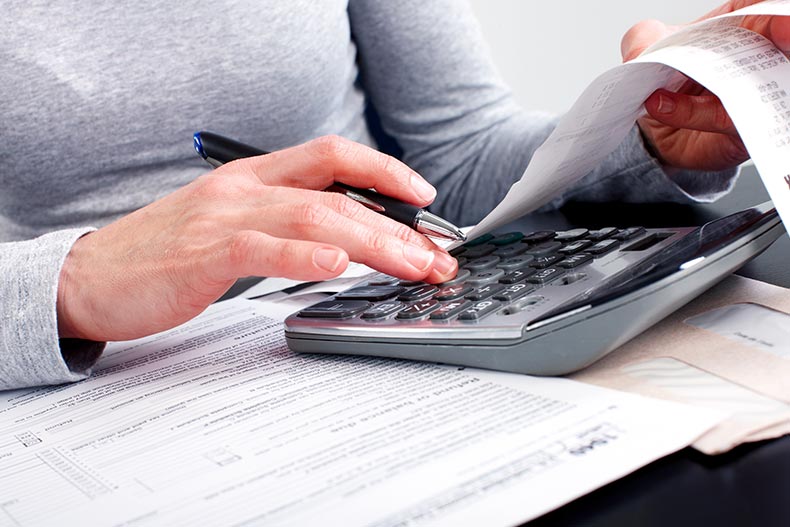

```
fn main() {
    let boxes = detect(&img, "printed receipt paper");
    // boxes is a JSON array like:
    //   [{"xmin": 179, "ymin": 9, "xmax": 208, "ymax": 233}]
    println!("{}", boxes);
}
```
[
  {"xmin": 464, "ymin": 0, "xmax": 790, "ymax": 244},
  {"xmin": 0, "ymin": 299, "xmax": 717, "ymax": 527}
]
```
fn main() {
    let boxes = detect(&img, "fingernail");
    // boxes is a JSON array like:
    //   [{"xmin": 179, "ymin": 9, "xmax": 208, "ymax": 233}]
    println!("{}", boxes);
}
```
[
  {"xmin": 410, "ymin": 174, "xmax": 437, "ymax": 202},
  {"xmin": 432, "ymin": 251, "xmax": 457, "ymax": 275},
  {"xmin": 313, "ymin": 248, "xmax": 343, "ymax": 273},
  {"xmin": 403, "ymin": 244, "xmax": 435, "ymax": 272},
  {"xmin": 657, "ymin": 93, "xmax": 676, "ymax": 114}
]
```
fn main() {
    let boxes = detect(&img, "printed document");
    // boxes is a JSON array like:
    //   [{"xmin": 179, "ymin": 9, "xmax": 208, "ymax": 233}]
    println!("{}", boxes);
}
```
[{"xmin": 0, "ymin": 299, "xmax": 718, "ymax": 527}]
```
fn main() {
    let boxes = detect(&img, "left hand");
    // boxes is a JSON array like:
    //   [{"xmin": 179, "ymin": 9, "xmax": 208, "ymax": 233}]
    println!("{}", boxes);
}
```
[{"xmin": 621, "ymin": 1, "xmax": 790, "ymax": 171}]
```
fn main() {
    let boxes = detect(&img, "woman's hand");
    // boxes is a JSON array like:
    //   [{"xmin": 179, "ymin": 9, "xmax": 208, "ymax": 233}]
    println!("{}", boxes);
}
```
[
  {"xmin": 57, "ymin": 135, "xmax": 458, "ymax": 342},
  {"xmin": 620, "ymin": 0, "xmax": 790, "ymax": 170}
]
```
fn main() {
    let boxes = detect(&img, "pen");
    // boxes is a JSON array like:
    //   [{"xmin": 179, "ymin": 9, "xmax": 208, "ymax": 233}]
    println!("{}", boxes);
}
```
[{"xmin": 192, "ymin": 131, "xmax": 467, "ymax": 242}]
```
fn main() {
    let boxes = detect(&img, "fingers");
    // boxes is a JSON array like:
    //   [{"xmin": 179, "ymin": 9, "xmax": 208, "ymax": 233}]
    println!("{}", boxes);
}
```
[
  {"xmin": 621, "ymin": 19, "xmax": 676, "ymax": 62},
  {"xmin": 222, "ymin": 135, "xmax": 437, "ymax": 207},
  {"xmin": 643, "ymin": 88, "xmax": 738, "ymax": 136}
]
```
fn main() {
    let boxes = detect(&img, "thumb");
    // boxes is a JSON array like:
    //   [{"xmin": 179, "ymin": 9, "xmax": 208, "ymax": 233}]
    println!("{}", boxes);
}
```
[{"xmin": 621, "ymin": 19, "xmax": 676, "ymax": 62}]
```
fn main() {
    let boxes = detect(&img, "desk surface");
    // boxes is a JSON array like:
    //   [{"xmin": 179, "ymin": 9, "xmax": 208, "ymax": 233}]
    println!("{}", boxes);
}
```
[{"xmin": 523, "ymin": 166, "xmax": 790, "ymax": 526}]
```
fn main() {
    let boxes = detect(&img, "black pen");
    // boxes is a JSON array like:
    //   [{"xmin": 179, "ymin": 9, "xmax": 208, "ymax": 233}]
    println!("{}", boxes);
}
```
[{"xmin": 192, "ymin": 131, "xmax": 467, "ymax": 242}]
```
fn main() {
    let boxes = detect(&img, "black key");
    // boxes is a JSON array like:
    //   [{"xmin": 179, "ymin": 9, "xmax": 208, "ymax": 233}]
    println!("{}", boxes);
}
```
[
  {"xmin": 449, "ymin": 246, "xmax": 467, "ymax": 257},
  {"xmin": 458, "ymin": 299, "xmax": 502, "ymax": 320},
  {"xmin": 335, "ymin": 285, "xmax": 405, "ymax": 301},
  {"xmin": 497, "ymin": 255, "xmax": 534, "ymax": 271},
  {"xmin": 298, "ymin": 300, "xmax": 371, "ymax": 319},
  {"xmin": 612, "ymin": 227, "xmax": 646, "ymax": 240},
  {"xmin": 492, "ymin": 283, "xmax": 534, "ymax": 302},
  {"xmin": 466, "ymin": 269, "xmax": 505, "ymax": 286},
  {"xmin": 522, "ymin": 230, "xmax": 555, "ymax": 243},
  {"xmin": 398, "ymin": 285, "xmax": 439, "ymax": 301},
  {"xmin": 398, "ymin": 280, "xmax": 424, "ymax": 287},
  {"xmin": 396, "ymin": 299, "xmax": 441, "ymax": 319},
  {"xmin": 493, "ymin": 244, "xmax": 528, "ymax": 258},
  {"xmin": 465, "ymin": 233, "xmax": 494, "ymax": 247},
  {"xmin": 434, "ymin": 284, "xmax": 473, "ymax": 301},
  {"xmin": 587, "ymin": 227, "xmax": 619, "ymax": 241},
  {"xmin": 559, "ymin": 240, "xmax": 593, "ymax": 255},
  {"xmin": 490, "ymin": 232, "xmax": 524, "ymax": 246},
  {"xmin": 430, "ymin": 300, "xmax": 472, "ymax": 320},
  {"xmin": 529, "ymin": 254, "xmax": 563, "ymax": 269},
  {"xmin": 558, "ymin": 253, "xmax": 593, "ymax": 268},
  {"xmin": 361, "ymin": 301, "xmax": 404, "ymax": 319},
  {"xmin": 367, "ymin": 275, "xmax": 399, "ymax": 286},
  {"xmin": 462, "ymin": 244, "xmax": 497, "ymax": 259},
  {"xmin": 525, "ymin": 241, "xmax": 563, "ymax": 256},
  {"xmin": 455, "ymin": 256, "xmax": 468, "ymax": 268},
  {"xmin": 466, "ymin": 283, "xmax": 506, "ymax": 301},
  {"xmin": 464, "ymin": 255, "xmax": 500, "ymax": 272},
  {"xmin": 439, "ymin": 268, "xmax": 472, "ymax": 286},
  {"xmin": 527, "ymin": 267, "xmax": 565, "ymax": 284},
  {"xmin": 588, "ymin": 239, "xmax": 620, "ymax": 256},
  {"xmin": 554, "ymin": 228, "xmax": 589, "ymax": 242},
  {"xmin": 500, "ymin": 268, "xmax": 536, "ymax": 284}
]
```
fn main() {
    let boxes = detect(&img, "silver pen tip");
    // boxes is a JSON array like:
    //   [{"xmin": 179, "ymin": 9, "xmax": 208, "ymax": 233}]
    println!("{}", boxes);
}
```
[{"xmin": 414, "ymin": 211, "xmax": 467, "ymax": 241}]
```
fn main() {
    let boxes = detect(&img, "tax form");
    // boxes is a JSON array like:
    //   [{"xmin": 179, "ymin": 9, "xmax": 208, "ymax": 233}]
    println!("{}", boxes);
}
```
[
  {"xmin": 465, "ymin": 0, "xmax": 790, "ymax": 243},
  {"xmin": 0, "ymin": 299, "xmax": 717, "ymax": 527}
]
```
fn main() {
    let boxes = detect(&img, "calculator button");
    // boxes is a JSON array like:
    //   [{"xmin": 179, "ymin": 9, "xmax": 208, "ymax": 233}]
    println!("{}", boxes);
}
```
[
  {"xmin": 490, "ymin": 232, "xmax": 525, "ymax": 246},
  {"xmin": 430, "ymin": 300, "xmax": 472, "ymax": 320},
  {"xmin": 396, "ymin": 299, "xmax": 441, "ymax": 319},
  {"xmin": 438, "ymin": 269, "xmax": 470, "ymax": 287},
  {"xmin": 492, "ymin": 283, "xmax": 535, "ymax": 302},
  {"xmin": 554, "ymin": 228, "xmax": 589, "ymax": 242},
  {"xmin": 522, "ymin": 231, "xmax": 555, "ymax": 243},
  {"xmin": 587, "ymin": 227, "xmax": 619, "ymax": 241},
  {"xmin": 398, "ymin": 285, "xmax": 439, "ymax": 301},
  {"xmin": 298, "ymin": 300, "xmax": 371, "ymax": 319},
  {"xmin": 462, "ymin": 244, "xmax": 497, "ymax": 258},
  {"xmin": 464, "ymin": 233, "xmax": 495, "ymax": 247},
  {"xmin": 466, "ymin": 283, "xmax": 506, "ymax": 301},
  {"xmin": 612, "ymin": 227, "xmax": 646, "ymax": 240},
  {"xmin": 434, "ymin": 284, "xmax": 473, "ymax": 301},
  {"xmin": 449, "ymin": 246, "xmax": 467, "ymax": 257},
  {"xmin": 493, "ymin": 244, "xmax": 528, "ymax": 258},
  {"xmin": 458, "ymin": 299, "xmax": 502, "ymax": 320},
  {"xmin": 497, "ymin": 255, "xmax": 535, "ymax": 271},
  {"xmin": 466, "ymin": 269, "xmax": 506, "ymax": 286},
  {"xmin": 361, "ymin": 302, "xmax": 404, "ymax": 319},
  {"xmin": 500, "ymin": 268, "xmax": 537, "ymax": 284},
  {"xmin": 526, "ymin": 267, "xmax": 566, "ymax": 284},
  {"xmin": 455, "ymin": 256, "xmax": 468, "ymax": 268},
  {"xmin": 530, "ymin": 254, "xmax": 563, "ymax": 269},
  {"xmin": 367, "ymin": 275, "xmax": 399, "ymax": 286},
  {"xmin": 587, "ymin": 239, "xmax": 620, "ymax": 255},
  {"xmin": 464, "ymin": 255, "xmax": 500, "ymax": 272},
  {"xmin": 398, "ymin": 280, "xmax": 424, "ymax": 287},
  {"xmin": 559, "ymin": 240, "xmax": 592, "ymax": 255},
  {"xmin": 335, "ymin": 286, "xmax": 405, "ymax": 301},
  {"xmin": 558, "ymin": 253, "xmax": 593, "ymax": 268},
  {"xmin": 525, "ymin": 241, "xmax": 563, "ymax": 256}
]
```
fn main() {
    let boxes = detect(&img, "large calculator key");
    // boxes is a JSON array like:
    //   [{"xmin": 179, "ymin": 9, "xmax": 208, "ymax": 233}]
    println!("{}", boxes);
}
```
[
  {"xmin": 500, "ymin": 268, "xmax": 536, "ymax": 284},
  {"xmin": 522, "ymin": 231, "xmax": 555, "ymax": 243},
  {"xmin": 466, "ymin": 283, "xmax": 506, "ymax": 301},
  {"xmin": 558, "ymin": 240, "xmax": 592, "ymax": 255},
  {"xmin": 587, "ymin": 227, "xmax": 619, "ymax": 241},
  {"xmin": 361, "ymin": 301, "xmax": 404, "ymax": 319},
  {"xmin": 490, "ymin": 232, "xmax": 525, "ymax": 246},
  {"xmin": 525, "ymin": 241, "xmax": 563, "ymax": 256},
  {"xmin": 464, "ymin": 255, "xmax": 500, "ymax": 272},
  {"xmin": 588, "ymin": 238, "xmax": 620, "ymax": 256},
  {"xmin": 430, "ymin": 300, "xmax": 472, "ymax": 320},
  {"xmin": 367, "ymin": 275, "xmax": 400, "ymax": 286},
  {"xmin": 398, "ymin": 285, "xmax": 439, "ymax": 301},
  {"xmin": 465, "ymin": 233, "xmax": 494, "ymax": 247},
  {"xmin": 335, "ymin": 285, "xmax": 405, "ymax": 301},
  {"xmin": 497, "ymin": 255, "xmax": 535, "ymax": 271},
  {"xmin": 527, "ymin": 267, "xmax": 565, "ymax": 284},
  {"xmin": 493, "ymin": 244, "xmax": 528, "ymax": 258},
  {"xmin": 554, "ymin": 228, "xmax": 589, "ymax": 242},
  {"xmin": 298, "ymin": 300, "xmax": 371, "ymax": 319},
  {"xmin": 462, "ymin": 244, "xmax": 497, "ymax": 259},
  {"xmin": 466, "ymin": 269, "xmax": 505, "ymax": 286},
  {"xmin": 530, "ymin": 254, "xmax": 563, "ymax": 269},
  {"xmin": 434, "ymin": 284, "xmax": 473, "ymax": 301},
  {"xmin": 493, "ymin": 283, "xmax": 534, "ymax": 302},
  {"xmin": 439, "ymin": 268, "xmax": 471, "ymax": 286},
  {"xmin": 612, "ymin": 227, "xmax": 646, "ymax": 240},
  {"xmin": 458, "ymin": 299, "xmax": 502, "ymax": 320},
  {"xmin": 558, "ymin": 253, "xmax": 593, "ymax": 268},
  {"xmin": 396, "ymin": 299, "xmax": 441, "ymax": 319}
]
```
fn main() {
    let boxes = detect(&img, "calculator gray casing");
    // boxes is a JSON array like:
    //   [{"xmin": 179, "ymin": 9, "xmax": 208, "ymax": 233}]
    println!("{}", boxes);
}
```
[{"xmin": 284, "ymin": 205, "xmax": 785, "ymax": 376}]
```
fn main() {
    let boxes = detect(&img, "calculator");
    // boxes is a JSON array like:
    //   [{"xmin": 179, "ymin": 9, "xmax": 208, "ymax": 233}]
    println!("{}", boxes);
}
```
[{"xmin": 284, "ymin": 202, "xmax": 784, "ymax": 375}]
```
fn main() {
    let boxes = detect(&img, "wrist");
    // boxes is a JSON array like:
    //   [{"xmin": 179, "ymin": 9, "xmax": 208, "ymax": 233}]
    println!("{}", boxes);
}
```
[{"xmin": 57, "ymin": 234, "xmax": 92, "ymax": 340}]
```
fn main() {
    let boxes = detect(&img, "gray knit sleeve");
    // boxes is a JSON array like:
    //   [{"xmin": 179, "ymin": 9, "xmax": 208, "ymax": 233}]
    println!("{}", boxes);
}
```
[
  {"xmin": 347, "ymin": 0, "xmax": 738, "ymax": 226},
  {"xmin": 0, "ymin": 228, "xmax": 105, "ymax": 390}
]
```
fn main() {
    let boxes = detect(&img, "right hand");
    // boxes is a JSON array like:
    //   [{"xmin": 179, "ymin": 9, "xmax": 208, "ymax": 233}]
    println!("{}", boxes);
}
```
[{"xmin": 57, "ymin": 135, "xmax": 458, "ymax": 343}]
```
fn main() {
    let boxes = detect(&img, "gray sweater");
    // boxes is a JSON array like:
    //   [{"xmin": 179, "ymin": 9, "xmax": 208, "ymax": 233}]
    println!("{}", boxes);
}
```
[{"xmin": 0, "ymin": 0, "xmax": 736, "ymax": 390}]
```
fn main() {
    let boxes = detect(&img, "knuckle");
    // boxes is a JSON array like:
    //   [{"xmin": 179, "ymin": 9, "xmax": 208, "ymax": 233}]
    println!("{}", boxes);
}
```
[
  {"xmin": 227, "ymin": 231, "xmax": 258, "ymax": 269},
  {"xmin": 363, "ymin": 230, "xmax": 392, "ymax": 255},
  {"xmin": 309, "ymin": 134, "xmax": 351, "ymax": 162},
  {"xmin": 296, "ymin": 202, "xmax": 336, "ymax": 231}
]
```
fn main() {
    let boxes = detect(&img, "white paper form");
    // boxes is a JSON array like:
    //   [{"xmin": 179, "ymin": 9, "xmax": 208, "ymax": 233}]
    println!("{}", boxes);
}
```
[
  {"xmin": 0, "ymin": 299, "xmax": 718, "ymax": 527},
  {"xmin": 465, "ymin": 1, "xmax": 790, "ymax": 244}
]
